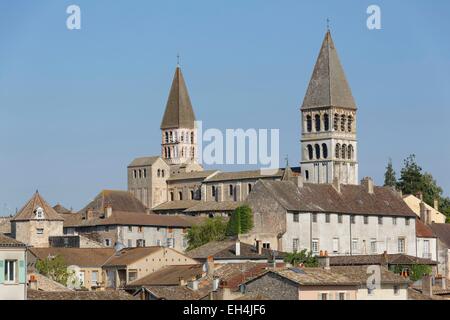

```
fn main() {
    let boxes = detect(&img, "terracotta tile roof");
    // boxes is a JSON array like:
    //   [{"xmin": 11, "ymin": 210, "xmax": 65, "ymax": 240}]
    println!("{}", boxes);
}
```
[
  {"xmin": 78, "ymin": 190, "xmax": 147, "ymax": 214},
  {"xmin": 28, "ymin": 273, "xmax": 72, "ymax": 292},
  {"xmin": 12, "ymin": 191, "xmax": 64, "ymax": 222},
  {"xmin": 103, "ymin": 247, "xmax": 165, "ymax": 267},
  {"xmin": 205, "ymin": 169, "xmax": 284, "ymax": 182},
  {"xmin": 167, "ymin": 170, "xmax": 219, "ymax": 182},
  {"xmin": 329, "ymin": 253, "xmax": 437, "ymax": 266},
  {"xmin": 53, "ymin": 204, "xmax": 72, "ymax": 214},
  {"xmin": 27, "ymin": 289, "xmax": 137, "ymax": 300},
  {"xmin": 416, "ymin": 219, "xmax": 436, "ymax": 238},
  {"xmin": 215, "ymin": 262, "xmax": 276, "ymax": 289},
  {"xmin": 128, "ymin": 156, "xmax": 161, "ymax": 167},
  {"xmin": 407, "ymin": 287, "xmax": 446, "ymax": 300},
  {"xmin": 152, "ymin": 200, "xmax": 201, "ymax": 211},
  {"xmin": 272, "ymin": 268, "xmax": 359, "ymax": 286},
  {"xmin": 430, "ymin": 223, "xmax": 450, "ymax": 248},
  {"xmin": 63, "ymin": 210, "xmax": 204, "ymax": 228},
  {"xmin": 184, "ymin": 201, "xmax": 244, "ymax": 213},
  {"xmin": 30, "ymin": 248, "xmax": 115, "ymax": 267},
  {"xmin": 186, "ymin": 239, "xmax": 286, "ymax": 261},
  {"xmin": 141, "ymin": 285, "xmax": 210, "ymax": 300},
  {"xmin": 256, "ymin": 180, "xmax": 417, "ymax": 217},
  {"xmin": 331, "ymin": 266, "xmax": 410, "ymax": 285},
  {"xmin": 127, "ymin": 264, "xmax": 203, "ymax": 287},
  {"xmin": 0, "ymin": 233, "xmax": 26, "ymax": 247}
]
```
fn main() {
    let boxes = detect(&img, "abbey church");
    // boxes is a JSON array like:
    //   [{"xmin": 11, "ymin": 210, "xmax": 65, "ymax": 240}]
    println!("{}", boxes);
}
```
[{"xmin": 127, "ymin": 30, "xmax": 359, "ymax": 214}]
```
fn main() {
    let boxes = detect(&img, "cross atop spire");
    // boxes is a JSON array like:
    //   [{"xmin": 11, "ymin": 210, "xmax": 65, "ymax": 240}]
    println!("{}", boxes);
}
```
[
  {"xmin": 326, "ymin": 18, "xmax": 330, "ymax": 31},
  {"xmin": 177, "ymin": 53, "xmax": 181, "ymax": 67}
]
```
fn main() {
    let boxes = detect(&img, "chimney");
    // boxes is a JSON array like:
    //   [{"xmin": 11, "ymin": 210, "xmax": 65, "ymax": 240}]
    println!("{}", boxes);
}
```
[
  {"xmin": 426, "ymin": 209, "xmax": 432, "ymax": 225},
  {"xmin": 420, "ymin": 202, "xmax": 427, "ymax": 222},
  {"xmin": 417, "ymin": 192, "xmax": 423, "ymax": 201},
  {"xmin": 332, "ymin": 177, "xmax": 341, "ymax": 193},
  {"xmin": 361, "ymin": 177, "xmax": 374, "ymax": 194},
  {"xmin": 295, "ymin": 175, "xmax": 304, "ymax": 188},
  {"xmin": 317, "ymin": 252, "xmax": 330, "ymax": 270},
  {"xmin": 235, "ymin": 240, "xmax": 241, "ymax": 256},
  {"xmin": 188, "ymin": 280, "xmax": 199, "ymax": 291},
  {"xmin": 105, "ymin": 205, "xmax": 113, "ymax": 218},
  {"xmin": 179, "ymin": 277, "xmax": 187, "ymax": 286},
  {"xmin": 434, "ymin": 199, "xmax": 439, "ymax": 211},
  {"xmin": 422, "ymin": 275, "xmax": 433, "ymax": 297},
  {"xmin": 86, "ymin": 208, "xmax": 94, "ymax": 220},
  {"xmin": 256, "ymin": 240, "xmax": 262, "ymax": 255},
  {"xmin": 206, "ymin": 256, "xmax": 215, "ymax": 277},
  {"xmin": 29, "ymin": 274, "xmax": 38, "ymax": 290}
]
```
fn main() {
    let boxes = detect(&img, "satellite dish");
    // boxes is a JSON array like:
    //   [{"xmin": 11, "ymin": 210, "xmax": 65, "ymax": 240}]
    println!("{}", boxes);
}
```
[{"xmin": 114, "ymin": 242, "xmax": 126, "ymax": 252}]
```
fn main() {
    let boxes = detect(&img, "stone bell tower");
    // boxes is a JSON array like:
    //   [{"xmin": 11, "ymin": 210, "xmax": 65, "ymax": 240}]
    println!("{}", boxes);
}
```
[{"xmin": 300, "ymin": 31, "xmax": 358, "ymax": 185}]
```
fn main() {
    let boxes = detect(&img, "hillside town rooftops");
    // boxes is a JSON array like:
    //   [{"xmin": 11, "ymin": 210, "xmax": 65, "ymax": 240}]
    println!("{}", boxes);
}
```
[
  {"xmin": 78, "ymin": 190, "xmax": 148, "ymax": 214},
  {"xmin": 30, "ymin": 248, "xmax": 115, "ymax": 268},
  {"xmin": 27, "ymin": 289, "xmax": 137, "ymax": 300},
  {"xmin": 329, "ymin": 253, "xmax": 437, "ymax": 266}
]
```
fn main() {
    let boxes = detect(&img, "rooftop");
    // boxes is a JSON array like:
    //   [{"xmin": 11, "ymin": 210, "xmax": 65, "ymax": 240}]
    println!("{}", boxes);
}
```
[
  {"xmin": 30, "ymin": 248, "xmax": 115, "ymax": 267},
  {"xmin": 27, "ymin": 289, "xmax": 137, "ymax": 300}
]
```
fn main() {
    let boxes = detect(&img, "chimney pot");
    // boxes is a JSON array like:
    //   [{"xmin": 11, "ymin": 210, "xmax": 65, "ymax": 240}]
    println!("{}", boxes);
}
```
[
  {"xmin": 235, "ymin": 240, "xmax": 241, "ymax": 256},
  {"xmin": 361, "ymin": 177, "xmax": 374, "ymax": 194},
  {"xmin": 256, "ymin": 240, "xmax": 262, "ymax": 255}
]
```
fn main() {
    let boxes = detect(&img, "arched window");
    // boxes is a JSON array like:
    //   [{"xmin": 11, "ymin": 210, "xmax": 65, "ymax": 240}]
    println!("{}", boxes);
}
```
[
  {"xmin": 169, "ymin": 131, "xmax": 173, "ymax": 142},
  {"xmin": 306, "ymin": 115, "xmax": 312, "ymax": 132},
  {"xmin": 212, "ymin": 186, "xmax": 216, "ymax": 197},
  {"xmin": 180, "ymin": 132, "xmax": 184, "ymax": 142},
  {"xmin": 324, "ymin": 114, "xmax": 329, "ymax": 131},
  {"xmin": 342, "ymin": 144, "xmax": 347, "ymax": 159},
  {"xmin": 165, "ymin": 132, "xmax": 169, "ymax": 143},
  {"xmin": 170, "ymin": 192, "xmax": 174, "ymax": 201},
  {"xmin": 229, "ymin": 185, "xmax": 234, "ymax": 196},
  {"xmin": 348, "ymin": 145, "xmax": 354, "ymax": 160},
  {"xmin": 341, "ymin": 115, "xmax": 346, "ymax": 131},
  {"xmin": 348, "ymin": 115, "xmax": 353, "ymax": 132},
  {"xmin": 248, "ymin": 184, "xmax": 252, "ymax": 193},
  {"xmin": 179, "ymin": 192, "xmax": 183, "ymax": 201},
  {"xmin": 322, "ymin": 143, "xmax": 328, "ymax": 159},
  {"xmin": 161, "ymin": 170, "xmax": 165, "ymax": 178},
  {"xmin": 305, "ymin": 170, "xmax": 310, "ymax": 180},
  {"xmin": 307, "ymin": 145, "xmax": 313, "ymax": 160},
  {"xmin": 138, "ymin": 170, "xmax": 142, "ymax": 178},
  {"xmin": 315, "ymin": 114, "xmax": 321, "ymax": 132},
  {"xmin": 157, "ymin": 169, "xmax": 161, "ymax": 177},
  {"xmin": 167, "ymin": 148, "xmax": 171, "ymax": 159},
  {"xmin": 190, "ymin": 190, "xmax": 194, "ymax": 200},
  {"xmin": 143, "ymin": 169, "xmax": 147, "ymax": 178},
  {"xmin": 335, "ymin": 144, "xmax": 341, "ymax": 159},
  {"xmin": 334, "ymin": 114, "xmax": 339, "ymax": 131},
  {"xmin": 191, "ymin": 132, "xmax": 194, "ymax": 144},
  {"xmin": 315, "ymin": 144, "xmax": 321, "ymax": 159}
]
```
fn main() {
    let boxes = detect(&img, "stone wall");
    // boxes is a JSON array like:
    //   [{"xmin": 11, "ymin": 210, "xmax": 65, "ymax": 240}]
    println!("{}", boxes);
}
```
[{"xmin": 245, "ymin": 272, "xmax": 298, "ymax": 300}]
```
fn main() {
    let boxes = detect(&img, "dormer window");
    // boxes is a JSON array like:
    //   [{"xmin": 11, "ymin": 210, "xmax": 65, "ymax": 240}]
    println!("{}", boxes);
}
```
[{"xmin": 35, "ymin": 207, "xmax": 44, "ymax": 219}]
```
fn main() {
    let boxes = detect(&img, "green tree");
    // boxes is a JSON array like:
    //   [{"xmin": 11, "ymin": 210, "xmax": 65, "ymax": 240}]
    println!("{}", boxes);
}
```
[
  {"xmin": 391, "ymin": 264, "xmax": 432, "ymax": 282},
  {"xmin": 186, "ymin": 217, "xmax": 227, "ymax": 251},
  {"xmin": 397, "ymin": 154, "xmax": 423, "ymax": 196},
  {"xmin": 420, "ymin": 172, "xmax": 443, "ymax": 207},
  {"xmin": 226, "ymin": 205, "xmax": 254, "ymax": 236},
  {"xmin": 36, "ymin": 255, "xmax": 72, "ymax": 286},
  {"xmin": 384, "ymin": 158, "xmax": 397, "ymax": 187},
  {"xmin": 284, "ymin": 249, "xmax": 318, "ymax": 267}
]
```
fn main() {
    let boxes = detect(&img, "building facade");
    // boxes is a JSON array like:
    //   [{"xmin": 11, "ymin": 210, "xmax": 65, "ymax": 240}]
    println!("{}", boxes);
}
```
[{"xmin": 0, "ymin": 234, "xmax": 27, "ymax": 300}]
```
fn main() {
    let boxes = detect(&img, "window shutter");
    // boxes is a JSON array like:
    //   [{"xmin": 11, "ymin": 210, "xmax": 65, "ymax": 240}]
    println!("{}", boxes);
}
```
[
  {"xmin": 0, "ymin": 260, "xmax": 4, "ymax": 283},
  {"xmin": 19, "ymin": 260, "xmax": 26, "ymax": 284}
]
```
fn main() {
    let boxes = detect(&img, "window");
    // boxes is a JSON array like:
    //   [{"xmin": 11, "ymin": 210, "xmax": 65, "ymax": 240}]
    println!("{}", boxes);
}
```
[
  {"xmin": 133, "ymin": 170, "xmax": 137, "ymax": 179},
  {"xmin": 394, "ymin": 286, "xmax": 400, "ymax": 295},
  {"xmin": 104, "ymin": 239, "xmax": 111, "ymax": 247},
  {"xmin": 143, "ymin": 169, "xmax": 147, "ymax": 178},
  {"xmin": 157, "ymin": 169, "xmax": 161, "ymax": 177},
  {"xmin": 248, "ymin": 184, "xmax": 252, "ymax": 193},
  {"xmin": 398, "ymin": 238, "xmax": 406, "ymax": 253},
  {"xmin": 190, "ymin": 132, "xmax": 194, "ymax": 144},
  {"xmin": 312, "ymin": 239, "xmax": 319, "ymax": 253},
  {"xmin": 341, "ymin": 144, "xmax": 347, "ymax": 159},
  {"xmin": 138, "ymin": 169, "xmax": 142, "ymax": 178},
  {"xmin": 335, "ymin": 144, "xmax": 341, "ymax": 159},
  {"xmin": 137, "ymin": 239, "xmax": 146, "ymax": 247},
  {"xmin": 315, "ymin": 114, "xmax": 321, "ymax": 132},
  {"xmin": 370, "ymin": 239, "xmax": 377, "ymax": 253},
  {"xmin": 229, "ymin": 185, "xmax": 234, "ymax": 196},
  {"xmin": 167, "ymin": 238, "xmax": 175, "ymax": 248},
  {"xmin": 312, "ymin": 213, "xmax": 317, "ymax": 223},
  {"xmin": 212, "ymin": 186, "xmax": 216, "ymax": 197},
  {"xmin": 339, "ymin": 292, "xmax": 346, "ymax": 300},
  {"xmin": 161, "ymin": 170, "xmax": 165, "ymax": 178},
  {"xmin": 156, "ymin": 240, "xmax": 161, "ymax": 246},
  {"xmin": 324, "ymin": 114, "xmax": 329, "ymax": 131},
  {"xmin": 341, "ymin": 114, "xmax": 346, "ymax": 131},
  {"xmin": 338, "ymin": 214, "xmax": 343, "ymax": 224},
  {"xmin": 364, "ymin": 216, "xmax": 369, "ymax": 224},
  {"xmin": 190, "ymin": 190, "xmax": 194, "ymax": 200},
  {"xmin": 128, "ymin": 270, "xmax": 138, "ymax": 282},
  {"xmin": 128, "ymin": 226, "xmax": 133, "ymax": 232},
  {"xmin": 183, "ymin": 238, "xmax": 188, "ymax": 248},
  {"xmin": 348, "ymin": 145, "xmax": 354, "ymax": 160},
  {"xmin": 352, "ymin": 238, "xmax": 359, "ymax": 253},
  {"xmin": 307, "ymin": 145, "xmax": 313, "ymax": 160},
  {"xmin": 305, "ymin": 170, "xmax": 310, "ymax": 180},
  {"xmin": 306, "ymin": 115, "xmax": 312, "ymax": 132},
  {"xmin": 351, "ymin": 216, "xmax": 355, "ymax": 224},
  {"xmin": 138, "ymin": 226, "xmax": 143, "ymax": 233},
  {"xmin": 332, "ymin": 238, "xmax": 339, "ymax": 254},
  {"xmin": 293, "ymin": 238, "xmax": 299, "ymax": 252},
  {"xmin": 393, "ymin": 217, "xmax": 397, "ymax": 225},
  {"xmin": 105, "ymin": 226, "xmax": 109, "ymax": 232},
  {"xmin": 170, "ymin": 192, "xmax": 174, "ymax": 201},
  {"xmin": 325, "ymin": 214, "xmax": 330, "ymax": 223},
  {"xmin": 293, "ymin": 213, "xmax": 299, "ymax": 223},
  {"xmin": 334, "ymin": 113, "xmax": 339, "ymax": 131},
  {"xmin": 179, "ymin": 192, "xmax": 183, "ymax": 200},
  {"xmin": 91, "ymin": 271, "xmax": 99, "ymax": 285},
  {"xmin": 322, "ymin": 144, "xmax": 328, "ymax": 159},
  {"xmin": 315, "ymin": 144, "xmax": 321, "ymax": 159},
  {"xmin": 35, "ymin": 207, "xmax": 44, "ymax": 219},
  {"xmin": 127, "ymin": 239, "xmax": 133, "ymax": 247},
  {"xmin": 263, "ymin": 243, "xmax": 270, "ymax": 249},
  {"xmin": 378, "ymin": 217, "xmax": 383, "ymax": 225},
  {"xmin": 405, "ymin": 218, "xmax": 410, "ymax": 226},
  {"xmin": 347, "ymin": 115, "xmax": 353, "ymax": 132},
  {"xmin": 36, "ymin": 228, "xmax": 44, "ymax": 235},
  {"xmin": 321, "ymin": 293, "xmax": 328, "ymax": 300},
  {"xmin": 4, "ymin": 260, "xmax": 17, "ymax": 283},
  {"xmin": 423, "ymin": 240, "xmax": 430, "ymax": 258}
]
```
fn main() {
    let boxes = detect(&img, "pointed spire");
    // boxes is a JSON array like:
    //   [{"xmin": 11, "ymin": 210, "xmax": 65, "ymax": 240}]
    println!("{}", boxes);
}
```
[
  {"xmin": 160, "ymin": 66, "xmax": 196, "ymax": 129},
  {"xmin": 11, "ymin": 192, "xmax": 63, "ymax": 222},
  {"xmin": 301, "ymin": 31, "xmax": 356, "ymax": 110},
  {"xmin": 282, "ymin": 156, "xmax": 294, "ymax": 182}
]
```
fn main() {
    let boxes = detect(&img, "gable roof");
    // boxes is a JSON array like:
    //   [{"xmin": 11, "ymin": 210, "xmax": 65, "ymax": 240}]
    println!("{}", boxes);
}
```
[
  {"xmin": 254, "ymin": 180, "xmax": 416, "ymax": 217},
  {"xmin": 416, "ymin": 219, "xmax": 436, "ymax": 238},
  {"xmin": 30, "ymin": 248, "xmax": 115, "ymax": 268},
  {"xmin": 302, "ymin": 31, "xmax": 356, "ymax": 110},
  {"xmin": 430, "ymin": 223, "xmax": 450, "ymax": 248},
  {"xmin": 160, "ymin": 66, "xmax": 196, "ymax": 129},
  {"xmin": 271, "ymin": 268, "xmax": 359, "ymax": 286},
  {"xmin": 103, "ymin": 247, "xmax": 193, "ymax": 267},
  {"xmin": 12, "ymin": 191, "xmax": 64, "ymax": 222},
  {"xmin": 78, "ymin": 190, "xmax": 147, "ymax": 214},
  {"xmin": 127, "ymin": 264, "xmax": 203, "ymax": 287}
]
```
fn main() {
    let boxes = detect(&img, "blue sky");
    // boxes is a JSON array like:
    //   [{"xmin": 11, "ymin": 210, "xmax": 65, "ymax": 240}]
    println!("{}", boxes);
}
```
[{"xmin": 0, "ymin": 0, "xmax": 449, "ymax": 214}]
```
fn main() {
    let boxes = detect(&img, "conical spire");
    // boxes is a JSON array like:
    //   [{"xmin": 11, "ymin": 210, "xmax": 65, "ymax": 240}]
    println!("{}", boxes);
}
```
[
  {"xmin": 11, "ymin": 191, "xmax": 63, "ymax": 221},
  {"xmin": 160, "ymin": 66, "xmax": 196, "ymax": 129},
  {"xmin": 301, "ymin": 31, "xmax": 356, "ymax": 110}
]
